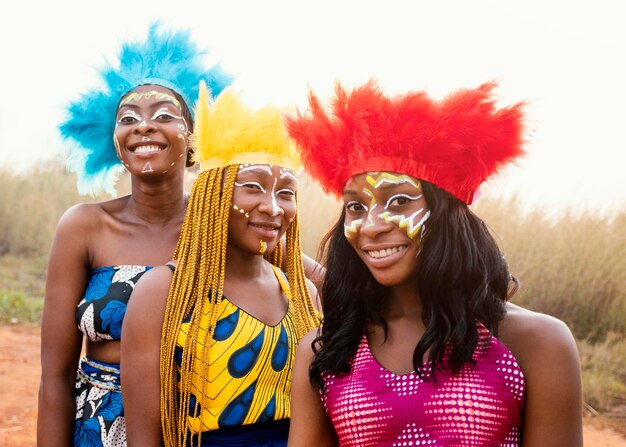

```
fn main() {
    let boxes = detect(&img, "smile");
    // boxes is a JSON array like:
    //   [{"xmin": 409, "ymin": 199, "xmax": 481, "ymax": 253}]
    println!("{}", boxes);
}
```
[
  {"xmin": 129, "ymin": 144, "xmax": 165, "ymax": 153},
  {"xmin": 365, "ymin": 245, "xmax": 408, "ymax": 259},
  {"xmin": 249, "ymin": 222, "xmax": 281, "ymax": 238}
]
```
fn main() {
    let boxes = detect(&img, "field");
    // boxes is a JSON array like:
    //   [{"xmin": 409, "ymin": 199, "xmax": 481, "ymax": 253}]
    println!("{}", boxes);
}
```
[{"xmin": 0, "ymin": 166, "xmax": 625, "ymax": 445}]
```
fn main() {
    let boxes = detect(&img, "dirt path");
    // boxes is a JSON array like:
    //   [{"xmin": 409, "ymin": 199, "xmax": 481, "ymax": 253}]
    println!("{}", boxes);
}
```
[{"xmin": 1, "ymin": 325, "xmax": 624, "ymax": 446}]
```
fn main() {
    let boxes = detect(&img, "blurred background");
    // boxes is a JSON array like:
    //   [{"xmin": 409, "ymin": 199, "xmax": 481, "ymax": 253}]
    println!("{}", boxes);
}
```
[{"xmin": 0, "ymin": 0, "xmax": 624, "ymax": 445}]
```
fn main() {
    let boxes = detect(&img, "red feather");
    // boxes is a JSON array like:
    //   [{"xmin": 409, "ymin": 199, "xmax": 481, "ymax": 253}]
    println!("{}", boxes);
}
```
[{"xmin": 284, "ymin": 80, "xmax": 526, "ymax": 204}]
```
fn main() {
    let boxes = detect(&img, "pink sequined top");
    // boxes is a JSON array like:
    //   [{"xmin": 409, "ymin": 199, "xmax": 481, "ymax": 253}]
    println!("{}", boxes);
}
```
[{"xmin": 321, "ymin": 325, "xmax": 525, "ymax": 446}]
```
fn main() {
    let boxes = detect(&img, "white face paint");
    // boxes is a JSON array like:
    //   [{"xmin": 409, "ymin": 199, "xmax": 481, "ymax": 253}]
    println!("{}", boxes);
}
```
[
  {"xmin": 233, "ymin": 164, "xmax": 295, "ymax": 219},
  {"xmin": 343, "ymin": 172, "xmax": 430, "ymax": 241},
  {"xmin": 141, "ymin": 161, "xmax": 154, "ymax": 173}
]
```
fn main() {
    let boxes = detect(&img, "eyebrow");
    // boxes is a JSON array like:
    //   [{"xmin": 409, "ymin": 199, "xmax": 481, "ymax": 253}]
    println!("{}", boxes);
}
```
[{"xmin": 238, "ymin": 165, "xmax": 273, "ymax": 176}]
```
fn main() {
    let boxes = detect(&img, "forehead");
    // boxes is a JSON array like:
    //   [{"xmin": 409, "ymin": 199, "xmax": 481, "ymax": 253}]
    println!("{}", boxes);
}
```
[
  {"xmin": 237, "ymin": 164, "xmax": 296, "ymax": 179},
  {"xmin": 344, "ymin": 171, "xmax": 421, "ymax": 190},
  {"xmin": 119, "ymin": 84, "xmax": 181, "ymax": 109}
]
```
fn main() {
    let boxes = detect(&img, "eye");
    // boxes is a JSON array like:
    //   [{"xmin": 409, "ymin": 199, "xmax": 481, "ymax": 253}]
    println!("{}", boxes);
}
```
[
  {"xmin": 154, "ymin": 112, "xmax": 177, "ymax": 121},
  {"xmin": 118, "ymin": 112, "xmax": 140, "ymax": 124},
  {"xmin": 345, "ymin": 200, "xmax": 367, "ymax": 213},
  {"xmin": 386, "ymin": 194, "xmax": 419, "ymax": 208},
  {"xmin": 235, "ymin": 181, "xmax": 265, "ymax": 192},
  {"xmin": 276, "ymin": 188, "xmax": 296, "ymax": 197}
]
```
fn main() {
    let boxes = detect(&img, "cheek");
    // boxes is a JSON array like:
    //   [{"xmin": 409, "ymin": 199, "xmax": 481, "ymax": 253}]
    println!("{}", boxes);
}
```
[
  {"xmin": 344, "ymin": 218, "xmax": 363, "ymax": 242},
  {"xmin": 282, "ymin": 200, "xmax": 297, "ymax": 221}
]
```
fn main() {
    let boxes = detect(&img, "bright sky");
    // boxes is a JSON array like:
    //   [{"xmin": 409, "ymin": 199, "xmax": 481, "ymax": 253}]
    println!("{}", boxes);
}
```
[{"xmin": 1, "ymin": 0, "xmax": 624, "ymax": 215}]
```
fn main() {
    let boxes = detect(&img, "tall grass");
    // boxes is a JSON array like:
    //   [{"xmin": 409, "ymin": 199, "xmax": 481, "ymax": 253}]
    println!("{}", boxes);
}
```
[
  {"xmin": 474, "ymin": 197, "xmax": 626, "ymax": 342},
  {"xmin": 1, "ymin": 165, "xmax": 624, "ymax": 411}
]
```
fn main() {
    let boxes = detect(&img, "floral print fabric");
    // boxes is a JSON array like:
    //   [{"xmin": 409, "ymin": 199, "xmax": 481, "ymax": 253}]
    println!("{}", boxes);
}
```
[
  {"xmin": 74, "ymin": 358, "xmax": 125, "ymax": 447},
  {"xmin": 76, "ymin": 266, "xmax": 151, "ymax": 341}
]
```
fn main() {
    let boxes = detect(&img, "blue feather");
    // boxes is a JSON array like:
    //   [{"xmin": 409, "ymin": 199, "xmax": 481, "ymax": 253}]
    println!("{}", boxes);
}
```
[{"xmin": 60, "ymin": 22, "xmax": 233, "ymax": 196}]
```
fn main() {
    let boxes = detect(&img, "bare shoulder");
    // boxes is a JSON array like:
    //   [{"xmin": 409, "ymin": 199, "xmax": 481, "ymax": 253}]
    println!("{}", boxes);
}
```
[
  {"xmin": 305, "ymin": 277, "xmax": 322, "ymax": 314},
  {"xmin": 129, "ymin": 264, "xmax": 175, "ymax": 308},
  {"xmin": 297, "ymin": 328, "xmax": 322, "ymax": 358},
  {"xmin": 56, "ymin": 196, "xmax": 129, "ymax": 232},
  {"xmin": 498, "ymin": 302, "xmax": 579, "ymax": 372}
]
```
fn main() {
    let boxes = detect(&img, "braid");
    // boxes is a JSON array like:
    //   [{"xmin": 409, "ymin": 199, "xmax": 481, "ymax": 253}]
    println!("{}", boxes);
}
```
[
  {"xmin": 160, "ymin": 167, "xmax": 237, "ymax": 446},
  {"xmin": 160, "ymin": 169, "xmax": 319, "ymax": 445},
  {"xmin": 283, "ymin": 202, "xmax": 321, "ymax": 340}
]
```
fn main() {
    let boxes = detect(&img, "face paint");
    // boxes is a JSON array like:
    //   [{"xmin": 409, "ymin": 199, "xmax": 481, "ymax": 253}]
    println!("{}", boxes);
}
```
[
  {"xmin": 344, "ymin": 218, "xmax": 364, "ymax": 240},
  {"xmin": 233, "ymin": 204, "xmax": 250, "ymax": 219},
  {"xmin": 151, "ymin": 107, "xmax": 184, "ymax": 121},
  {"xmin": 120, "ymin": 91, "xmax": 181, "ymax": 109},
  {"xmin": 343, "ymin": 172, "xmax": 429, "ymax": 240},
  {"xmin": 141, "ymin": 162, "xmax": 154, "ymax": 173},
  {"xmin": 113, "ymin": 135, "xmax": 122, "ymax": 159},
  {"xmin": 234, "ymin": 164, "xmax": 288, "ymax": 217},
  {"xmin": 365, "ymin": 172, "xmax": 421, "ymax": 190},
  {"xmin": 259, "ymin": 240, "xmax": 267, "ymax": 254},
  {"xmin": 379, "ymin": 209, "xmax": 431, "ymax": 239},
  {"xmin": 118, "ymin": 110, "xmax": 142, "ymax": 123},
  {"xmin": 269, "ymin": 178, "xmax": 280, "ymax": 216}
]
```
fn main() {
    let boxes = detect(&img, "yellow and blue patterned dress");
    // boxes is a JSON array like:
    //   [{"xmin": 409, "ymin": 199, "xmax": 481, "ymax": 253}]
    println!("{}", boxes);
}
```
[{"xmin": 176, "ymin": 266, "xmax": 298, "ymax": 445}]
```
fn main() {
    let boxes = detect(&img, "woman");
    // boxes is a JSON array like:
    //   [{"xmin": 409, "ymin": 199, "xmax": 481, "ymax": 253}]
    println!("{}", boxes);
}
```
[
  {"xmin": 37, "ymin": 24, "xmax": 231, "ymax": 446},
  {"xmin": 285, "ymin": 81, "xmax": 583, "ymax": 446},
  {"xmin": 121, "ymin": 83, "xmax": 321, "ymax": 446}
]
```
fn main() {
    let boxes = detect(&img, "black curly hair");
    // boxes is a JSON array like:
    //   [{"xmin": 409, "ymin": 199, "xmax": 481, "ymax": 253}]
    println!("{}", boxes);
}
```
[{"xmin": 309, "ymin": 181, "xmax": 516, "ymax": 389}]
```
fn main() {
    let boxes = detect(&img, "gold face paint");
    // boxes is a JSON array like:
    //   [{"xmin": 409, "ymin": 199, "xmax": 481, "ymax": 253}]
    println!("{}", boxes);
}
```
[
  {"xmin": 120, "ymin": 91, "xmax": 181, "ymax": 109},
  {"xmin": 365, "ymin": 172, "xmax": 421, "ymax": 190},
  {"xmin": 379, "ymin": 209, "xmax": 431, "ymax": 239},
  {"xmin": 259, "ymin": 240, "xmax": 267, "ymax": 255},
  {"xmin": 344, "ymin": 218, "xmax": 364, "ymax": 240}
]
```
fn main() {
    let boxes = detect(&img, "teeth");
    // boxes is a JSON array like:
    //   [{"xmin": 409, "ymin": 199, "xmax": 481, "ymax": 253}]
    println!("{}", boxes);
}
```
[
  {"xmin": 133, "ymin": 145, "xmax": 161, "ymax": 153},
  {"xmin": 252, "ymin": 223, "xmax": 278, "ymax": 231},
  {"xmin": 366, "ymin": 246, "xmax": 406, "ymax": 259}
]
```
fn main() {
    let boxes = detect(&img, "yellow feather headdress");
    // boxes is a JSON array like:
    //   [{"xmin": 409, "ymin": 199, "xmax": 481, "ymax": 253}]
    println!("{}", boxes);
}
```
[{"xmin": 192, "ymin": 81, "xmax": 301, "ymax": 171}]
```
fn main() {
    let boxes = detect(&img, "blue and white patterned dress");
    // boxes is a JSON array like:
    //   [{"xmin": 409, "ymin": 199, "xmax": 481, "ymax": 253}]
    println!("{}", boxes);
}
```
[{"xmin": 74, "ymin": 265, "xmax": 151, "ymax": 447}]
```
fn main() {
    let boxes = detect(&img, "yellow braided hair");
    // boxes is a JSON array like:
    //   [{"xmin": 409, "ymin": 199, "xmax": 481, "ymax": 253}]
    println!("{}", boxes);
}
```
[{"xmin": 160, "ymin": 83, "xmax": 320, "ymax": 446}]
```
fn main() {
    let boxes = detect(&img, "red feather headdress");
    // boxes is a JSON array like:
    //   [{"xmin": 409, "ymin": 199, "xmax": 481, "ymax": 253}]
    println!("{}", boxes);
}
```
[{"xmin": 285, "ymin": 80, "xmax": 526, "ymax": 204}]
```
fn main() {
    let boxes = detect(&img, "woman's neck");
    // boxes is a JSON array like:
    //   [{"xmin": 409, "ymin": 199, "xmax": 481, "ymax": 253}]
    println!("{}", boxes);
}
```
[
  {"xmin": 224, "ymin": 244, "xmax": 269, "ymax": 280},
  {"xmin": 385, "ymin": 277, "xmax": 423, "ymax": 320},
  {"xmin": 127, "ymin": 175, "xmax": 187, "ymax": 225}
]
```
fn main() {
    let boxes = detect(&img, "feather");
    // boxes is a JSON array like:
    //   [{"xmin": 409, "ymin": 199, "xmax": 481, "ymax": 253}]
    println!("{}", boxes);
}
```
[
  {"xmin": 60, "ymin": 22, "xmax": 233, "ymax": 195},
  {"xmin": 285, "ymin": 80, "xmax": 526, "ymax": 204},
  {"xmin": 192, "ymin": 84, "xmax": 300, "ymax": 172}
]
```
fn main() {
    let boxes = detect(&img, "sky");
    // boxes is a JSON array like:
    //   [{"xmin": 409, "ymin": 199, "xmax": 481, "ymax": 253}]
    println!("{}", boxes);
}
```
[{"xmin": 1, "ymin": 0, "xmax": 624, "ymax": 215}]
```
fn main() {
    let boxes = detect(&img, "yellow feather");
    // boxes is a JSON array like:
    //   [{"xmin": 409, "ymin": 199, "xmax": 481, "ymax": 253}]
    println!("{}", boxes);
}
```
[{"xmin": 191, "ymin": 82, "xmax": 300, "ymax": 172}]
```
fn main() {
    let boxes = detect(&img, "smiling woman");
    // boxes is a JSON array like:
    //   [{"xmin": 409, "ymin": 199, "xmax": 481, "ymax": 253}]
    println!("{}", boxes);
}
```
[
  {"xmin": 120, "ymin": 83, "xmax": 321, "ymax": 447},
  {"xmin": 114, "ymin": 85, "xmax": 193, "ymax": 176},
  {"xmin": 37, "ymin": 23, "xmax": 232, "ymax": 447},
  {"xmin": 285, "ymin": 80, "xmax": 584, "ymax": 447}
]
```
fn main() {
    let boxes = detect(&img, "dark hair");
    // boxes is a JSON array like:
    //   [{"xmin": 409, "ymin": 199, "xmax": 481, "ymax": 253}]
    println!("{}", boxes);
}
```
[{"xmin": 309, "ymin": 181, "xmax": 513, "ymax": 389}]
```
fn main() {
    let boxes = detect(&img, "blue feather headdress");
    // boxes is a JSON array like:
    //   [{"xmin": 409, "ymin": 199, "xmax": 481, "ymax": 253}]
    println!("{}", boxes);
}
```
[{"xmin": 60, "ymin": 22, "xmax": 233, "ymax": 196}]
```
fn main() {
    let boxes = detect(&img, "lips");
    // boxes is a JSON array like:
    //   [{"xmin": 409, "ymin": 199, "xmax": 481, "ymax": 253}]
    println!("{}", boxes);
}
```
[
  {"xmin": 366, "ymin": 245, "xmax": 408, "ymax": 258},
  {"xmin": 360, "ymin": 244, "xmax": 409, "ymax": 268},
  {"xmin": 128, "ymin": 143, "xmax": 166, "ymax": 153},
  {"xmin": 249, "ymin": 221, "xmax": 281, "ymax": 239}
]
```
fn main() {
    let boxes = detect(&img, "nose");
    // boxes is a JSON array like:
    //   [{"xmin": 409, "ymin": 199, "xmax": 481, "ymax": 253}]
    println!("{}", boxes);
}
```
[
  {"xmin": 257, "ymin": 192, "xmax": 285, "ymax": 217},
  {"xmin": 359, "ymin": 208, "xmax": 394, "ymax": 239},
  {"xmin": 134, "ymin": 119, "xmax": 156, "ymax": 135}
]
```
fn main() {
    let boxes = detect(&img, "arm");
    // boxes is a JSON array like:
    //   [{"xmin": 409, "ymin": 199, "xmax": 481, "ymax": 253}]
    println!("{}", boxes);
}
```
[
  {"xmin": 288, "ymin": 331, "xmax": 338, "ymax": 447},
  {"xmin": 301, "ymin": 252, "xmax": 326, "ymax": 293},
  {"xmin": 279, "ymin": 237, "xmax": 326, "ymax": 292},
  {"xmin": 121, "ymin": 266, "xmax": 172, "ymax": 447},
  {"xmin": 37, "ymin": 205, "xmax": 90, "ymax": 446},
  {"xmin": 500, "ymin": 304, "xmax": 583, "ymax": 447},
  {"xmin": 305, "ymin": 278, "xmax": 323, "ymax": 317}
]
